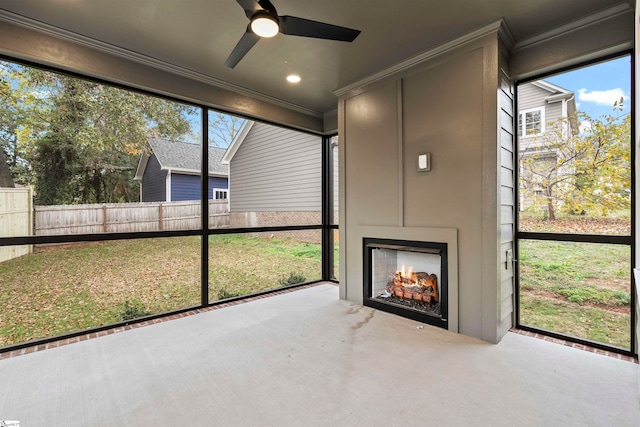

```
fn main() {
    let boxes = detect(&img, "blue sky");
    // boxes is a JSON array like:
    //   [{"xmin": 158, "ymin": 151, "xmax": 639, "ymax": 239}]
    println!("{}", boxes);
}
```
[{"xmin": 545, "ymin": 55, "xmax": 631, "ymax": 120}]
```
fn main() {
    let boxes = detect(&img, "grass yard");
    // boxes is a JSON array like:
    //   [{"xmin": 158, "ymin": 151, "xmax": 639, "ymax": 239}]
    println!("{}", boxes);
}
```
[
  {"xmin": 518, "ymin": 239, "xmax": 631, "ymax": 349},
  {"xmin": 2, "ymin": 224, "xmax": 630, "ymax": 350},
  {"xmin": 207, "ymin": 233, "xmax": 324, "ymax": 300},
  {"xmin": 0, "ymin": 234, "xmax": 324, "ymax": 347}
]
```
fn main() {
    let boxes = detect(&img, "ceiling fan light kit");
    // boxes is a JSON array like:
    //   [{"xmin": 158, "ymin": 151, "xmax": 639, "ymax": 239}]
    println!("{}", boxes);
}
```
[
  {"xmin": 225, "ymin": 0, "xmax": 361, "ymax": 68},
  {"xmin": 250, "ymin": 12, "xmax": 279, "ymax": 38}
]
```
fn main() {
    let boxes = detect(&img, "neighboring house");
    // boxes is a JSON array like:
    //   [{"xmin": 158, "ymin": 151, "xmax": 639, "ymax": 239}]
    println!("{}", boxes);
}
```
[
  {"xmin": 134, "ymin": 137, "xmax": 228, "ymax": 202},
  {"xmin": 518, "ymin": 80, "xmax": 577, "ymax": 148},
  {"xmin": 222, "ymin": 121, "xmax": 337, "ymax": 237},
  {"xmin": 518, "ymin": 80, "xmax": 579, "ymax": 211}
]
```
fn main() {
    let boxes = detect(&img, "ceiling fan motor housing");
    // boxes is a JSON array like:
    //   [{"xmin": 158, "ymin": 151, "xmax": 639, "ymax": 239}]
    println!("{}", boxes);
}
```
[{"xmin": 250, "ymin": 10, "xmax": 279, "ymax": 37}]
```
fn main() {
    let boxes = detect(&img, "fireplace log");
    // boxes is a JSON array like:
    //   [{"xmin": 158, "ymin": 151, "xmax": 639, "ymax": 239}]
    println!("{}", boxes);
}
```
[{"xmin": 386, "ymin": 271, "xmax": 438, "ymax": 305}]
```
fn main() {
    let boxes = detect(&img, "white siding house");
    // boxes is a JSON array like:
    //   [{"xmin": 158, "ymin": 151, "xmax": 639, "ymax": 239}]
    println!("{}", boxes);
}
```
[
  {"xmin": 517, "ymin": 80, "xmax": 578, "ymax": 212},
  {"xmin": 222, "ymin": 121, "xmax": 324, "ymax": 235}
]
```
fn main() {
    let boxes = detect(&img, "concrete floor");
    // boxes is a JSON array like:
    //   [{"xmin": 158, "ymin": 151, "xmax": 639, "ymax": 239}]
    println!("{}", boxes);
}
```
[{"xmin": 0, "ymin": 283, "xmax": 638, "ymax": 426}]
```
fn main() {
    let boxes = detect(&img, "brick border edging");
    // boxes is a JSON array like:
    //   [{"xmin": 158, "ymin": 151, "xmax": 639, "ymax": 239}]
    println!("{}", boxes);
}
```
[
  {"xmin": 510, "ymin": 328, "xmax": 638, "ymax": 364},
  {"xmin": 0, "ymin": 282, "xmax": 332, "ymax": 360},
  {"xmin": 3, "ymin": 287, "xmax": 634, "ymax": 364}
]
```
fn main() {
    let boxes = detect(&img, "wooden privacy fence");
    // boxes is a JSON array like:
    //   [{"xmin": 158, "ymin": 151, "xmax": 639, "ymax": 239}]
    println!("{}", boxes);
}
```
[
  {"xmin": 35, "ymin": 200, "xmax": 229, "ymax": 236},
  {"xmin": 0, "ymin": 187, "xmax": 33, "ymax": 262}
]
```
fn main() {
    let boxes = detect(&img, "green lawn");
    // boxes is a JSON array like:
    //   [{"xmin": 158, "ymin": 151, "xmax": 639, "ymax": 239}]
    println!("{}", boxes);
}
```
[
  {"xmin": 3, "ymin": 230, "xmax": 628, "ymax": 350},
  {"xmin": 518, "ymin": 239, "xmax": 631, "ymax": 349},
  {"xmin": 0, "ymin": 234, "xmax": 324, "ymax": 347}
]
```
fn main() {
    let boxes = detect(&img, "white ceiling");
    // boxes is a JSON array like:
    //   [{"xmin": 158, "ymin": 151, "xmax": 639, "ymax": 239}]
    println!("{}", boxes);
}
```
[{"xmin": 0, "ymin": 0, "xmax": 633, "ymax": 115}]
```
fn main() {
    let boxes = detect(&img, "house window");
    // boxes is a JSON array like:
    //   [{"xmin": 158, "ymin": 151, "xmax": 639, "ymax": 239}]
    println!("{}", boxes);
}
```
[
  {"xmin": 213, "ymin": 189, "xmax": 228, "ymax": 200},
  {"xmin": 518, "ymin": 108, "xmax": 544, "ymax": 137}
]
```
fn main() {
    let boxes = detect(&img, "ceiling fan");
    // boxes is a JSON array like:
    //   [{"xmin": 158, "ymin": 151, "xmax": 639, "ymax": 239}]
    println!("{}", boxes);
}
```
[{"xmin": 225, "ymin": 0, "xmax": 361, "ymax": 68}]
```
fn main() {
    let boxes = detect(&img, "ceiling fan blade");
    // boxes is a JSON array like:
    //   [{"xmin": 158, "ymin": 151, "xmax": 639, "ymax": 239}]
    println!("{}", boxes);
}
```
[
  {"xmin": 225, "ymin": 29, "xmax": 261, "ymax": 68},
  {"xmin": 256, "ymin": 0, "xmax": 277, "ymax": 15},
  {"xmin": 235, "ymin": 0, "xmax": 263, "ymax": 18},
  {"xmin": 278, "ymin": 16, "xmax": 360, "ymax": 42}
]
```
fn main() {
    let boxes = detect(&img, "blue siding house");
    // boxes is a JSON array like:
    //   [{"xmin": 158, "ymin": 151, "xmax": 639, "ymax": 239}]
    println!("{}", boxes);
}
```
[{"xmin": 134, "ymin": 137, "xmax": 228, "ymax": 202}]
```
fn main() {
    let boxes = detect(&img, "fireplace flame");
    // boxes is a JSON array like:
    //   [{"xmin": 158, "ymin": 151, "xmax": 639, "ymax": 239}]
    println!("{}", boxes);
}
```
[
  {"xmin": 397, "ymin": 265, "xmax": 418, "ymax": 282},
  {"xmin": 390, "ymin": 266, "xmax": 438, "ymax": 303}
]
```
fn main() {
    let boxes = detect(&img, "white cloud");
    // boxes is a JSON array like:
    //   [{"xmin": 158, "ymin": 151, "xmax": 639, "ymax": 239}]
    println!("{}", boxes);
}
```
[{"xmin": 577, "ymin": 88, "xmax": 627, "ymax": 107}]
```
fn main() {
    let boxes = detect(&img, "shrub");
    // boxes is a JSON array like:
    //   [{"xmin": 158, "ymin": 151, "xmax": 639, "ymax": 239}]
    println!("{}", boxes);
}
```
[
  {"xmin": 119, "ymin": 299, "xmax": 151, "ymax": 321},
  {"xmin": 279, "ymin": 272, "xmax": 306, "ymax": 286},
  {"xmin": 217, "ymin": 287, "xmax": 243, "ymax": 300}
]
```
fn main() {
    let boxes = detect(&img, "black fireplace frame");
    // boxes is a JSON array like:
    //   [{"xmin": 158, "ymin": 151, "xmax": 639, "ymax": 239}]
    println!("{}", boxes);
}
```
[{"xmin": 363, "ymin": 238, "xmax": 448, "ymax": 329}]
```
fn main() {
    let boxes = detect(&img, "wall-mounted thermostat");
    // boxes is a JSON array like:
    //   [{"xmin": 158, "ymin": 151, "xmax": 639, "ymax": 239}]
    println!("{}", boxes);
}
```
[{"xmin": 418, "ymin": 153, "xmax": 431, "ymax": 172}]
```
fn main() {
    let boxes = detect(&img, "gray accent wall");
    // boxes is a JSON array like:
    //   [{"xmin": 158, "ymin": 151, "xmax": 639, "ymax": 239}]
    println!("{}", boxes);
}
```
[
  {"xmin": 229, "ymin": 122, "xmax": 322, "ymax": 212},
  {"xmin": 339, "ymin": 30, "xmax": 510, "ymax": 343}
]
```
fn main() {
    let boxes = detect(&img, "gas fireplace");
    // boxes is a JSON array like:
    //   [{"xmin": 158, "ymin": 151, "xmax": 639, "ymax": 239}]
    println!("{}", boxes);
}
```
[{"xmin": 363, "ymin": 238, "xmax": 448, "ymax": 329}]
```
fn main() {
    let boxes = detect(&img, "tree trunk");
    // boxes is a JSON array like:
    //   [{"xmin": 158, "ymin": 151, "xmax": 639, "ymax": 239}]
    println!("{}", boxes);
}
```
[
  {"xmin": 546, "ymin": 188, "xmax": 556, "ymax": 220},
  {"xmin": 0, "ymin": 149, "xmax": 15, "ymax": 188}
]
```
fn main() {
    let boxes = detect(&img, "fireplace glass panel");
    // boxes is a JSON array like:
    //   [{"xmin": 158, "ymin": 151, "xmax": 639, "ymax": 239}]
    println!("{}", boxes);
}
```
[{"xmin": 364, "ymin": 238, "xmax": 448, "ymax": 329}]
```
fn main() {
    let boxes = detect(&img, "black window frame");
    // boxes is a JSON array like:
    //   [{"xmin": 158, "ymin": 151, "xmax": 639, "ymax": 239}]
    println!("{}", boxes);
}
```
[
  {"xmin": 0, "ymin": 54, "xmax": 339, "ymax": 353},
  {"xmin": 513, "ymin": 51, "xmax": 636, "ymax": 357}
]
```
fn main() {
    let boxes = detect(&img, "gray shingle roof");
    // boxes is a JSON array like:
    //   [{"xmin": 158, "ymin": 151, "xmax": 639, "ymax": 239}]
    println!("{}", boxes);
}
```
[{"xmin": 148, "ymin": 137, "xmax": 228, "ymax": 175}]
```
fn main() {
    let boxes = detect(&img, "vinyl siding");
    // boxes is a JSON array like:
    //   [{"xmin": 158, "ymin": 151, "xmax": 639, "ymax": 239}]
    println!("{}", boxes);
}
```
[
  {"xmin": 498, "ymin": 68, "xmax": 515, "ymax": 338},
  {"xmin": 141, "ymin": 155, "xmax": 167, "ymax": 202},
  {"xmin": 517, "ymin": 83, "xmax": 549, "ymax": 111},
  {"xmin": 544, "ymin": 100, "xmax": 563, "ymax": 126},
  {"xmin": 229, "ymin": 122, "xmax": 321, "ymax": 212},
  {"xmin": 171, "ymin": 174, "xmax": 200, "ymax": 201},
  {"xmin": 171, "ymin": 174, "xmax": 228, "ymax": 201}
]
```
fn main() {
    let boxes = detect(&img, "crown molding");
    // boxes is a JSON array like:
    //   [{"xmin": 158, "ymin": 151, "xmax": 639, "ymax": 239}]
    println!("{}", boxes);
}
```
[
  {"xmin": 323, "ymin": 109, "xmax": 337, "ymax": 121},
  {"xmin": 512, "ymin": 2, "xmax": 632, "ymax": 52},
  {"xmin": 334, "ymin": 19, "xmax": 505, "ymax": 98},
  {"xmin": 497, "ymin": 20, "xmax": 515, "ymax": 51},
  {"xmin": 0, "ymin": 10, "xmax": 323, "ymax": 119}
]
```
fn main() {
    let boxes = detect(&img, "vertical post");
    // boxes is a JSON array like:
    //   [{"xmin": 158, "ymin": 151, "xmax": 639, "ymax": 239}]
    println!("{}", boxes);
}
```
[
  {"xmin": 27, "ymin": 186, "xmax": 34, "ymax": 255},
  {"xmin": 27, "ymin": 186, "xmax": 33, "ymax": 236},
  {"xmin": 321, "ymin": 135, "xmax": 335, "ymax": 281},
  {"xmin": 158, "ymin": 203, "xmax": 164, "ymax": 231},
  {"xmin": 102, "ymin": 205, "xmax": 108, "ymax": 233},
  {"xmin": 201, "ymin": 109, "xmax": 209, "ymax": 307}
]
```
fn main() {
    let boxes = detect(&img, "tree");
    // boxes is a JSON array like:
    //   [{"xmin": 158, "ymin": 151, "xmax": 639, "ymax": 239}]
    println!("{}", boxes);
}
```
[
  {"xmin": 208, "ymin": 112, "xmax": 245, "ymax": 148},
  {"xmin": 519, "ymin": 104, "xmax": 630, "ymax": 220},
  {"xmin": 0, "ymin": 61, "xmax": 197, "ymax": 204},
  {"xmin": 0, "ymin": 148, "xmax": 13, "ymax": 187},
  {"xmin": 0, "ymin": 62, "xmax": 42, "ymax": 188},
  {"xmin": 0, "ymin": 67, "xmax": 14, "ymax": 187}
]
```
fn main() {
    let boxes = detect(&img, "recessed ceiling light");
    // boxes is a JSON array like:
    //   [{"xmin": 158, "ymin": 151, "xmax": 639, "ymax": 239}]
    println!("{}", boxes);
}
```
[{"xmin": 286, "ymin": 75, "xmax": 301, "ymax": 83}]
